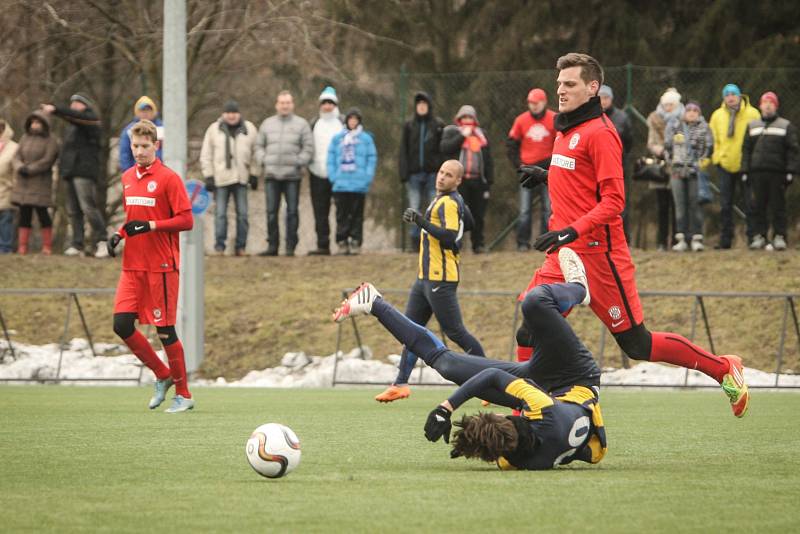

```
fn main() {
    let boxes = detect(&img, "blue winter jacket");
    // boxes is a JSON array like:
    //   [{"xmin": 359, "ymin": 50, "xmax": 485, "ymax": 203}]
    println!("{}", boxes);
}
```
[
  {"xmin": 327, "ymin": 129, "xmax": 377, "ymax": 193},
  {"xmin": 119, "ymin": 116, "xmax": 164, "ymax": 171}
]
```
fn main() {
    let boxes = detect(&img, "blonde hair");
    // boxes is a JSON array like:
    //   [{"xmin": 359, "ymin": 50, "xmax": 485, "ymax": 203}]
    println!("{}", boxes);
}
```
[{"xmin": 130, "ymin": 119, "xmax": 158, "ymax": 143}]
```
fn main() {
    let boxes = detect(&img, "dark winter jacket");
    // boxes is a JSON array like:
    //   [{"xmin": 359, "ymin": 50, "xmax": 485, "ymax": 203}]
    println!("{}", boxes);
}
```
[
  {"xmin": 741, "ymin": 115, "xmax": 800, "ymax": 174},
  {"xmin": 440, "ymin": 125, "xmax": 494, "ymax": 186},
  {"xmin": 605, "ymin": 107, "xmax": 634, "ymax": 156},
  {"xmin": 52, "ymin": 105, "xmax": 102, "ymax": 180},
  {"xmin": 11, "ymin": 111, "xmax": 59, "ymax": 207},
  {"xmin": 398, "ymin": 92, "xmax": 445, "ymax": 181}
]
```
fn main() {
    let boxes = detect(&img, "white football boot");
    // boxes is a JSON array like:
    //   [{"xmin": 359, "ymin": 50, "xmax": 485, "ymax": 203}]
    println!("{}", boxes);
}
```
[
  {"xmin": 557, "ymin": 247, "xmax": 590, "ymax": 306},
  {"xmin": 333, "ymin": 282, "xmax": 382, "ymax": 323}
]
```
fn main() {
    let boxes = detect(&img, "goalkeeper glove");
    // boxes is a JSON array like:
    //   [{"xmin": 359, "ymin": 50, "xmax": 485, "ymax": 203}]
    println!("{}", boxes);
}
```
[
  {"xmin": 518, "ymin": 165, "xmax": 548, "ymax": 189},
  {"xmin": 106, "ymin": 233, "xmax": 122, "ymax": 258},
  {"xmin": 403, "ymin": 208, "xmax": 422, "ymax": 225}
]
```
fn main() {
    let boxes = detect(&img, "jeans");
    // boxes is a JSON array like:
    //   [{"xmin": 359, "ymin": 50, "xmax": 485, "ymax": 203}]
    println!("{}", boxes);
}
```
[
  {"xmin": 750, "ymin": 171, "xmax": 787, "ymax": 237},
  {"xmin": 0, "ymin": 209, "xmax": 14, "ymax": 253},
  {"xmin": 517, "ymin": 183, "xmax": 550, "ymax": 246},
  {"xmin": 214, "ymin": 183, "xmax": 249, "ymax": 251},
  {"xmin": 394, "ymin": 279, "xmax": 485, "ymax": 385},
  {"xmin": 333, "ymin": 192, "xmax": 366, "ymax": 245},
  {"xmin": 670, "ymin": 174, "xmax": 703, "ymax": 236},
  {"xmin": 717, "ymin": 165, "xmax": 753, "ymax": 246},
  {"xmin": 309, "ymin": 173, "xmax": 332, "ymax": 250},
  {"xmin": 405, "ymin": 172, "xmax": 436, "ymax": 243},
  {"xmin": 265, "ymin": 179, "xmax": 300, "ymax": 252},
  {"xmin": 65, "ymin": 177, "xmax": 106, "ymax": 249}
]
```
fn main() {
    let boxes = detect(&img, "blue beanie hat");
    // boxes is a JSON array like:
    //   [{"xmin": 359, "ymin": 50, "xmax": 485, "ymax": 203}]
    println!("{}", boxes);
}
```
[
  {"xmin": 722, "ymin": 84, "xmax": 741, "ymax": 98},
  {"xmin": 319, "ymin": 86, "xmax": 338, "ymax": 105}
]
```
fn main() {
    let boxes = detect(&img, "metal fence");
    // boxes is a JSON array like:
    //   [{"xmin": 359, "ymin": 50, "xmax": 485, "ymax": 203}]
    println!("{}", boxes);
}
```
[
  {"xmin": 0, "ymin": 288, "xmax": 144, "ymax": 384},
  {"xmin": 308, "ymin": 65, "xmax": 800, "ymax": 251},
  {"xmin": 332, "ymin": 288, "xmax": 800, "ymax": 389}
]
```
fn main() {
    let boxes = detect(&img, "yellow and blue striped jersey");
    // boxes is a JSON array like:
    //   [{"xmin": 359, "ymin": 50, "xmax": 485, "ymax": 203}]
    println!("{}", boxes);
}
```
[{"xmin": 418, "ymin": 191, "xmax": 466, "ymax": 282}]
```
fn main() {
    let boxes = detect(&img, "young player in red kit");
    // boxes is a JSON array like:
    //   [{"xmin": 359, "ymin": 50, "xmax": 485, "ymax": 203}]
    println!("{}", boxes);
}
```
[
  {"xmin": 517, "ymin": 53, "xmax": 749, "ymax": 417},
  {"xmin": 107, "ymin": 120, "xmax": 196, "ymax": 413}
]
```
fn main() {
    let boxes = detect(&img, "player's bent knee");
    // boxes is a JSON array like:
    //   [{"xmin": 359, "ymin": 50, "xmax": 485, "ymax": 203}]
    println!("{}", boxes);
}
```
[
  {"xmin": 516, "ymin": 324, "xmax": 535, "ymax": 348},
  {"xmin": 613, "ymin": 324, "xmax": 652, "ymax": 360},
  {"xmin": 112, "ymin": 313, "xmax": 136, "ymax": 339},
  {"xmin": 520, "ymin": 286, "xmax": 551, "ymax": 318},
  {"xmin": 156, "ymin": 326, "xmax": 179, "ymax": 346}
]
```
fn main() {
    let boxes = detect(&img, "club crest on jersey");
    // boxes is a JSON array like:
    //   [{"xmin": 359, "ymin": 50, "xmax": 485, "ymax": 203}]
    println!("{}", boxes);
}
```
[
  {"xmin": 147, "ymin": 181, "xmax": 157, "ymax": 193},
  {"xmin": 153, "ymin": 308, "xmax": 162, "ymax": 320},
  {"xmin": 608, "ymin": 306, "xmax": 622, "ymax": 320},
  {"xmin": 569, "ymin": 133, "xmax": 581, "ymax": 149}
]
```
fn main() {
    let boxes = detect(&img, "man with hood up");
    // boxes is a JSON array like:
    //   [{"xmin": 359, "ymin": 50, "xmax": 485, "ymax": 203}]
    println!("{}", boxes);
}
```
[{"xmin": 399, "ymin": 92, "xmax": 445, "ymax": 252}]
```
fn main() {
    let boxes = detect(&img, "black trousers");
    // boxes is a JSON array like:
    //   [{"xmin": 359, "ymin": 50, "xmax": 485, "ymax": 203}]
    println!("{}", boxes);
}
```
[
  {"xmin": 750, "ymin": 171, "xmax": 787, "ymax": 237},
  {"xmin": 655, "ymin": 188, "xmax": 674, "ymax": 247},
  {"xmin": 458, "ymin": 178, "xmax": 488, "ymax": 250},
  {"xmin": 333, "ymin": 192, "xmax": 365, "ymax": 245},
  {"xmin": 309, "ymin": 173, "xmax": 332, "ymax": 250},
  {"xmin": 18, "ymin": 205, "xmax": 52, "ymax": 228}
]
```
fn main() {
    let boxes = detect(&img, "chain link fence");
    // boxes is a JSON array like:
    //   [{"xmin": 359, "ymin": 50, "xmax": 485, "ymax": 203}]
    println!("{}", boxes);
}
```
[{"xmin": 279, "ymin": 65, "xmax": 800, "ymax": 252}]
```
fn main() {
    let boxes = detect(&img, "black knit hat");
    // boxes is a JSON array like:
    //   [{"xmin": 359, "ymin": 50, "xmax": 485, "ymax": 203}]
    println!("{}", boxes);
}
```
[{"xmin": 223, "ymin": 99, "xmax": 240, "ymax": 113}]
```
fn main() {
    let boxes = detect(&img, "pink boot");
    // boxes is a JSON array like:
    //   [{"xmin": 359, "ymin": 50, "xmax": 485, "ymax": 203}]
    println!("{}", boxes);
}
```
[
  {"xmin": 40, "ymin": 227, "xmax": 53, "ymax": 255},
  {"xmin": 17, "ymin": 227, "xmax": 31, "ymax": 255}
]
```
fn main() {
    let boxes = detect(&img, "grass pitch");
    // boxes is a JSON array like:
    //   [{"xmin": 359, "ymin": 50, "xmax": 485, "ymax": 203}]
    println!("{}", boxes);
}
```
[{"xmin": 1, "ymin": 387, "xmax": 799, "ymax": 533}]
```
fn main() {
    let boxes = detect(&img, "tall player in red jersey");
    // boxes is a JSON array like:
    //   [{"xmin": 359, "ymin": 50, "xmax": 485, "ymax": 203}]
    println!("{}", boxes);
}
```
[
  {"xmin": 516, "ymin": 53, "xmax": 749, "ymax": 417},
  {"xmin": 107, "ymin": 120, "xmax": 196, "ymax": 413}
]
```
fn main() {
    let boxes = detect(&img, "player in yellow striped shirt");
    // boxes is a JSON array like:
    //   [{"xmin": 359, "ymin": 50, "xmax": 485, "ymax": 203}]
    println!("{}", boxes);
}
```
[
  {"xmin": 334, "ymin": 247, "xmax": 606, "ymax": 470},
  {"xmin": 375, "ymin": 160, "xmax": 486, "ymax": 403}
]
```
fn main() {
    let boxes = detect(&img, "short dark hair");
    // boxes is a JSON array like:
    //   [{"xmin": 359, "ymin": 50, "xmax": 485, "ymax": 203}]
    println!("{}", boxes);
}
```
[
  {"xmin": 556, "ymin": 53, "xmax": 604, "ymax": 87},
  {"xmin": 451, "ymin": 413, "xmax": 518, "ymax": 463}
]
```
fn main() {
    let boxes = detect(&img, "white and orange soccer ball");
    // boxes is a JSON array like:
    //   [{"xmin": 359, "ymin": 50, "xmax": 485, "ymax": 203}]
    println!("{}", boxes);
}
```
[{"xmin": 245, "ymin": 423, "xmax": 301, "ymax": 479}]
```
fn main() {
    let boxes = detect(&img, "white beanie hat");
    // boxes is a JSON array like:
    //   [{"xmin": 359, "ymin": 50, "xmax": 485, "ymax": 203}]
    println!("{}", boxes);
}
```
[{"xmin": 660, "ymin": 87, "xmax": 682, "ymax": 106}]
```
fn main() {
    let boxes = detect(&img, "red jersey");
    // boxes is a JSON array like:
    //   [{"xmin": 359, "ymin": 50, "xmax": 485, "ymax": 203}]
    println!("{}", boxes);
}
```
[
  {"xmin": 548, "ymin": 111, "xmax": 626, "ymax": 254},
  {"xmin": 508, "ymin": 109, "xmax": 556, "ymax": 165},
  {"xmin": 119, "ymin": 158, "xmax": 193, "ymax": 272}
]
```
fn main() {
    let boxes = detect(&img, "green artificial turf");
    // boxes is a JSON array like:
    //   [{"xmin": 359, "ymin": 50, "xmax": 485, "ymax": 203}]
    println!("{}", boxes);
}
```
[{"xmin": 1, "ymin": 386, "xmax": 798, "ymax": 533}]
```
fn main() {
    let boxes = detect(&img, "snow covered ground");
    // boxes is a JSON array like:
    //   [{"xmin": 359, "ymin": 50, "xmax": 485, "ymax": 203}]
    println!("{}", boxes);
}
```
[{"xmin": 1, "ymin": 338, "xmax": 798, "ymax": 389}]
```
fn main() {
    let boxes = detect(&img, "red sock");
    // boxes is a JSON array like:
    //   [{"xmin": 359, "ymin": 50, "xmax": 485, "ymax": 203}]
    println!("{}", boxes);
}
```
[
  {"xmin": 517, "ymin": 345, "xmax": 533, "ymax": 363},
  {"xmin": 164, "ymin": 341, "xmax": 191, "ymax": 398},
  {"xmin": 124, "ymin": 331, "xmax": 171, "ymax": 380},
  {"xmin": 650, "ymin": 331, "xmax": 728, "ymax": 383}
]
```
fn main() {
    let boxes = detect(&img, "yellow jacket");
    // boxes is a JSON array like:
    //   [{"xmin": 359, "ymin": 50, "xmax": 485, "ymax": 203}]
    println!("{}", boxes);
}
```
[{"xmin": 709, "ymin": 95, "xmax": 760, "ymax": 173}]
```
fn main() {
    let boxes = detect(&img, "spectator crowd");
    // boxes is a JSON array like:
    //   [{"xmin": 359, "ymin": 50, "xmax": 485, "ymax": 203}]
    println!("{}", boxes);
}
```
[{"xmin": 0, "ymin": 80, "xmax": 797, "ymax": 256}]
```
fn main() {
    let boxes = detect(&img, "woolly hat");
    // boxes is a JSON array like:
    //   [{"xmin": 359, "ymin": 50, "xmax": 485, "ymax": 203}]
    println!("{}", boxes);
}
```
[
  {"xmin": 760, "ymin": 91, "xmax": 779, "ymax": 107},
  {"xmin": 345, "ymin": 107, "xmax": 362, "ymax": 123},
  {"xmin": 527, "ymin": 88, "xmax": 547, "ymax": 103},
  {"xmin": 598, "ymin": 85, "xmax": 614, "ymax": 99},
  {"xmin": 319, "ymin": 86, "xmax": 338, "ymax": 105},
  {"xmin": 223, "ymin": 99, "xmax": 240, "ymax": 113},
  {"xmin": 722, "ymin": 84, "xmax": 741, "ymax": 98},
  {"xmin": 455, "ymin": 105, "xmax": 478, "ymax": 121},
  {"xmin": 70, "ymin": 93, "xmax": 95, "ymax": 109},
  {"xmin": 659, "ymin": 88, "xmax": 681, "ymax": 106},
  {"xmin": 135, "ymin": 95, "xmax": 157, "ymax": 114},
  {"xmin": 685, "ymin": 101, "xmax": 702, "ymax": 113}
]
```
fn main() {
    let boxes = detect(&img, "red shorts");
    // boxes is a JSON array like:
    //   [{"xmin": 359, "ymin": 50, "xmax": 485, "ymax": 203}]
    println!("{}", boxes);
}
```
[
  {"xmin": 520, "ymin": 248, "xmax": 644, "ymax": 333},
  {"xmin": 113, "ymin": 270, "xmax": 179, "ymax": 326}
]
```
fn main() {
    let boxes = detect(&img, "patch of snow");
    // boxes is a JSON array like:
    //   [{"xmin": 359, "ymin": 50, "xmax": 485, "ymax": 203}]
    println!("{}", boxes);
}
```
[{"xmin": 1, "ymin": 339, "xmax": 798, "ymax": 389}]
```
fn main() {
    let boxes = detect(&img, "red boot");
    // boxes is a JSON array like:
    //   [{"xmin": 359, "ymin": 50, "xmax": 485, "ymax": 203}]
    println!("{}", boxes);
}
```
[
  {"xmin": 17, "ymin": 227, "xmax": 31, "ymax": 255},
  {"xmin": 40, "ymin": 227, "xmax": 53, "ymax": 255}
]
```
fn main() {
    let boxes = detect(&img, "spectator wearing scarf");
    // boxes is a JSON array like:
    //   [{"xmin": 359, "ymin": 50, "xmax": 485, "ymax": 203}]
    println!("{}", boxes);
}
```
[
  {"xmin": 327, "ymin": 108, "xmax": 377, "ymax": 255},
  {"xmin": 200, "ymin": 100, "xmax": 259, "ymax": 255},
  {"xmin": 645, "ymin": 87, "xmax": 683, "ymax": 250},
  {"xmin": 708, "ymin": 83, "xmax": 760, "ymax": 248},
  {"xmin": 441, "ymin": 105, "xmax": 493, "ymax": 253}
]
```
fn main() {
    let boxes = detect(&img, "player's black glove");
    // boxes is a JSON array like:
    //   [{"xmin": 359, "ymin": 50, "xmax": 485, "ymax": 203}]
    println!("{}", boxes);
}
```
[
  {"xmin": 249, "ymin": 175, "xmax": 258, "ymax": 190},
  {"xmin": 518, "ymin": 165, "xmax": 548, "ymax": 189},
  {"xmin": 403, "ymin": 208, "xmax": 422, "ymax": 226},
  {"xmin": 106, "ymin": 233, "xmax": 122, "ymax": 258},
  {"xmin": 124, "ymin": 220, "xmax": 151, "ymax": 237},
  {"xmin": 204, "ymin": 176, "xmax": 216, "ymax": 193},
  {"xmin": 424, "ymin": 405, "xmax": 452, "ymax": 443},
  {"xmin": 533, "ymin": 226, "xmax": 578, "ymax": 254}
]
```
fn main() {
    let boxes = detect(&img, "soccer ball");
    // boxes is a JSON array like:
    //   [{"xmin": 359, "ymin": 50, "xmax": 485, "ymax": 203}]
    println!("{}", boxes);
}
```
[{"xmin": 245, "ymin": 423, "xmax": 301, "ymax": 478}]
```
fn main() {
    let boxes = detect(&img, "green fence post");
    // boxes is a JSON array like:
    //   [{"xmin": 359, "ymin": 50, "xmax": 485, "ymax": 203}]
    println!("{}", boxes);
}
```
[{"xmin": 398, "ymin": 64, "xmax": 409, "ymax": 251}]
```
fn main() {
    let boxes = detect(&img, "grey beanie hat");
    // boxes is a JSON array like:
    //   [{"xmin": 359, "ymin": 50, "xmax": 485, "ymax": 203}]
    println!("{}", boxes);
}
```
[
  {"xmin": 455, "ymin": 105, "xmax": 477, "ymax": 121},
  {"xmin": 598, "ymin": 85, "xmax": 614, "ymax": 99}
]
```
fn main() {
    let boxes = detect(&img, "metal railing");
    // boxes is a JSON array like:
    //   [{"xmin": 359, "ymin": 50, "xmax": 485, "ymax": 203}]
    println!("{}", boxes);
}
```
[
  {"xmin": 333, "ymin": 288, "xmax": 800, "ymax": 389},
  {"xmin": 0, "ymin": 288, "xmax": 145, "ymax": 384}
]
